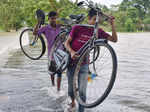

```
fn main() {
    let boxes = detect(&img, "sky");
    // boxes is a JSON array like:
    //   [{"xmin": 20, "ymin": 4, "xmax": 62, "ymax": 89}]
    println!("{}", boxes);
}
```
[{"xmin": 72, "ymin": 0, "xmax": 123, "ymax": 7}]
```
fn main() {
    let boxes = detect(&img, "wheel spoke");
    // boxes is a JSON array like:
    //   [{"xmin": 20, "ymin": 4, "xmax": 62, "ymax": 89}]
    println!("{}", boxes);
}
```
[
  {"xmin": 73, "ymin": 43, "xmax": 117, "ymax": 108},
  {"xmin": 20, "ymin": 29, "xmax": 46, "ymax": 60}
]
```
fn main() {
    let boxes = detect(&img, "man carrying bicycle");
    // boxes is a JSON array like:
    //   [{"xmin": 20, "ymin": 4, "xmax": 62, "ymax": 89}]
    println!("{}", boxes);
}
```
[
  {"xmin": 33, "ymin": 11, "xmax": 65, "ymax": 97},
  {"xmin": 65, "ymin": 8, "xmax": 118, "ymax": 112}
]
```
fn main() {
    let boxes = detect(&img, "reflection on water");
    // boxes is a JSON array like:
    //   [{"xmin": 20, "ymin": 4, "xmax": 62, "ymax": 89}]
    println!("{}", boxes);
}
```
[{"xmin": 0, "ymin": 33, "xmax": 150, "ymax": 112}]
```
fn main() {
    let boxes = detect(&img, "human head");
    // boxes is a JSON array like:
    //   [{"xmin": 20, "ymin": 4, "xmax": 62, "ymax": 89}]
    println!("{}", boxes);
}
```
[
  {"xmin": 48, "ymin": 11, "xmax": 58, "ymax": 27},
  {"xmin": 88, "ymin": 8, "xmax": 102, "ymax": 25}
]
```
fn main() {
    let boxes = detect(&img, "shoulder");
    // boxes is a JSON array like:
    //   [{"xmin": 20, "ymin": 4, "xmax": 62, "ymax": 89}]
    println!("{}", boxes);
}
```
[
  {"xmin": 98, "ymin": 28, "xmax": 111, "ymax": 39},
  {"xmin": 98, "ymin": 28, "xmax": 109, "ymax": 34},
  {"xmin": 37, "ymin": 26, "xmax": 48, "ymax": 34},
  {"xmin": 56, "ymin": 24, "xmax": 61, "ymax": 28},
  {"xmin": 46, "ymin": 25, "xmax": 51, "ymax": 29},
  {"xmin": 39, "ymin": 25, "xmax": 48, "ymax": 30},
  {"xmin": 72, "ymin": 25, "xmax": 80, "ymax": 29},
  {"xmin": 72, "ymin": 25, "xmax": 85, "ymax": 31},
  {"xmin": 98, "ymin": 28, "xmax": 105, "ymax": 33}
]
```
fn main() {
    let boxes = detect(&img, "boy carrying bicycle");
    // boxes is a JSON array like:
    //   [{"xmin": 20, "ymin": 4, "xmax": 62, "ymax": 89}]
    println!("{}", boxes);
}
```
[
  {"xmin": 65, "ymin": 8, "xmax": 118, "ymax": 112},
  {"xmin": 33, "ymin": 11, "xmax": 65, "ymax": 97}
]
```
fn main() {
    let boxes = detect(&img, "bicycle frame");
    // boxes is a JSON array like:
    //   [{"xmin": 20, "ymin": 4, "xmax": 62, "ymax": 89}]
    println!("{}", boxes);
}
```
[
  {"xmin": 75, "ymin": 0, "xmax": 111, "ymax": 55},
  {"xmin": 76, "ymin": 11, "xmax": 107, "ymax": 55},
  {"xmin": 30, "ymin": 23, "xmax": 42, "ymax": 46}
]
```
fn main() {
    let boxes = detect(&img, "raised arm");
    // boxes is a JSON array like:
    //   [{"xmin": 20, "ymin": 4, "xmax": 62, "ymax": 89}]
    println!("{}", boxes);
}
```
[
  {"xmin": 107, "ymin": 17, "xmax": 118, "ymax": 42},
  {"xmin": 33, "ymin": 21, "xmax": 40, "ymax": 35}
]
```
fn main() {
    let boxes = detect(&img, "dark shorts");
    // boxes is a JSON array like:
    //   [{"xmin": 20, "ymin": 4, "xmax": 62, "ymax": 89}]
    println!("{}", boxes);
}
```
[{"xmin": 48, "ymin": 60, "xmax": 62, "ymax": 77}]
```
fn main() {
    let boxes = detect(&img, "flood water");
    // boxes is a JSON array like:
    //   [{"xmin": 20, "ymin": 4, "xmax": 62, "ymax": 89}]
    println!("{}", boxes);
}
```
[{"xmin": 0, "ymin": 32, "xmax": 150, "ymax": 112}]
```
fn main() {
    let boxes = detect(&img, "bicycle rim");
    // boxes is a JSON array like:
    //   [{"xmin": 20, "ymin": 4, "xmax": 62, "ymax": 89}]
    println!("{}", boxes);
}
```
[
  {"xmin": 49, "ymin": 31, "xmax": 69, "ymax": 72},
  {"xmin": 73, "ymin": 42, "xmax": 117, "ymax": 108},
  {"xmin": 20, "ymin": 29, "xmax": 46, "ymax": 60}
]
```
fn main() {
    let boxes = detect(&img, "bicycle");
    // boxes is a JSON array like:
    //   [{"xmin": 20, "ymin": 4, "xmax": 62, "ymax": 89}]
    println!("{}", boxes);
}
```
[
  {"xmin": 73, "ymin": 0, "xmax": 117, "ymax": 108},
  {"xmin": 19, "ymin": 9, "xmax": 85, "ymax": 60},
  {"xmin": 50, "ymin": 0, "xmax": 118, "ymax": 108},
  {"xmin": 19, "ymin": 9, "xmax": 46, "ymax": 60},
  {"xmin": 48, "ymin": 14, "xmax": 86, "ymax": 74}
]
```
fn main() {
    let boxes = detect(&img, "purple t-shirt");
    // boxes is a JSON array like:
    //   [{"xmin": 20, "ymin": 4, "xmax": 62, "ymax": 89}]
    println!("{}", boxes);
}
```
[
  {"xmin": 38, "ymin": 24, "xmax": 61, "ymax": 56},
  {"xmin": 70, "ymin": 25, "xmax": 110, "ymax": 65}
]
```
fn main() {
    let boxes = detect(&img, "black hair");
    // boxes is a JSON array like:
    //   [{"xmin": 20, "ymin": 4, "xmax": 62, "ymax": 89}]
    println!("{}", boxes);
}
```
[
  {"xmin": 48, "ymin": 11, "xmax": 57, "ymax": 18},
  {"xmin": 88, "ymin": 8, "xmax": 97, "ymax": 18}
]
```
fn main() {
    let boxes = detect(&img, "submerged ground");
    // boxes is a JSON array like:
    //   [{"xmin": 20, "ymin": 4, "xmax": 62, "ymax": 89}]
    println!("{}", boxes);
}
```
[{"xmin": 0, "ymin": 32, "xmax": 150, "ymax": 112}]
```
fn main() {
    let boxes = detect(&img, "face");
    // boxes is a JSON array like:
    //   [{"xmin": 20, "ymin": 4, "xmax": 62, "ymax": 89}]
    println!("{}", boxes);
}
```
[
  {"xmin": 88, "ymin": 15, "xmax": 96, "ymax": 25},
  {"xmin": 48, "ymin": 16, "xmax": 57, "ymax": 26},
  {"xmin": 88, "ymin": 15, "xmax": 102, "ymax": 25}
]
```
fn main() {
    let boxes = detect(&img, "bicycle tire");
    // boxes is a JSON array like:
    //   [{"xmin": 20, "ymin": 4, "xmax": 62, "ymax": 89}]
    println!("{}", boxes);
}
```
[
  {"xmin": 49, "ymin": 31, "xmax": 70, "ymax": 74},
  {"xmin": 19, "ymin": 28, "xmax": 46, "ymax": 60},
  {"xmin": 73, "ymin": 41, "xmax": 117, "ymax": 108}
]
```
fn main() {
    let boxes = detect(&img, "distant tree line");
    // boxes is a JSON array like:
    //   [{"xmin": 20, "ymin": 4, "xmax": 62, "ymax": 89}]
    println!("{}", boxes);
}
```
[
  {"xmin": 109, "ymin": 0, "xmax": 150, "ymax": 32},
  {"xmin": 0, "ymin": 0, "xmax": 149, "ymax": 32}
]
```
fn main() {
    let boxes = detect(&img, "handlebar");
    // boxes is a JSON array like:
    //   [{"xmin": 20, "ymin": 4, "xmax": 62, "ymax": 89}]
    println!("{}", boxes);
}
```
[
  {"xmin": 36, "ymin": 9, "xmax": 45, "ymax": 26},
  {"xmin": 77, "ymin": 0, "xmax": 113, "ymax": 21}
]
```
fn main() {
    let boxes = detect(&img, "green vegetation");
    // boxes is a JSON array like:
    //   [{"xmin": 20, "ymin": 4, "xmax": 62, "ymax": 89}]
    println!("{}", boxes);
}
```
[
  {"xmin": 0, "ymin": 0, "xmax": 24, "ymax": 31},
  {"xmin": 110, "ymin": 0, "xmax": 150, "ymax": 32},
  {"xmin": 0, "ymin": 0, "xmax": 149, "ymax": 32}
]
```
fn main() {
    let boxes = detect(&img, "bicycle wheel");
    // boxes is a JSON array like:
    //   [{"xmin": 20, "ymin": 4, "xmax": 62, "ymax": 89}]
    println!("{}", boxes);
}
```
[
  {"xmin": 20, "ymin": 28, "xmax": 46, "ymax": 60},
  {"xmin": 73, "ymin": 42, "xmax": 117, "ymax": 108},
  {"xmin": 49, "ymin": 31, "xmax": 70, "ymax": 73}
]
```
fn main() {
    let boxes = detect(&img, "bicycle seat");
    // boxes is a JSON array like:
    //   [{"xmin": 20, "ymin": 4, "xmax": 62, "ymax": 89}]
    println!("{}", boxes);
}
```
[
  {"xmin": 36, "ymin": 9, "xmax": 45, "ymax": 25},
  {"xmin": 60, "ymin": 18, "xmax": 73, "ymax": 25},
  {"xmin": 69, "ymin": 14, "xmax": 84, "ymax": 20}
]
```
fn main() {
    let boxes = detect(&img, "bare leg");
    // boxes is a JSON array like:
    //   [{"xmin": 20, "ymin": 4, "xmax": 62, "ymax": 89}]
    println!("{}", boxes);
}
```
[
  {"xmin": 71, "ymin": 98, "xmax": 75, "ymax": 107},
  {"xmin": 57, "ymin": 77, "xmax": 61, "ymax": 91},
  {"xmin": 67, "ymin": 97, "xmax": 76, "ymax": 111},
  {"xmin": 50, "ymin": 75, "xmax": 55, "ymax": 86}
]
